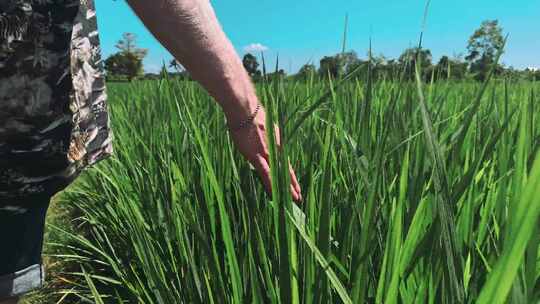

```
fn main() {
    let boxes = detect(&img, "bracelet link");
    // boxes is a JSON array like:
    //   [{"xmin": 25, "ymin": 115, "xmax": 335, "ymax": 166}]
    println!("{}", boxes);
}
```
[{"xmin": 229, "ymin": 103, "xmax": 261, "ymax": 132}]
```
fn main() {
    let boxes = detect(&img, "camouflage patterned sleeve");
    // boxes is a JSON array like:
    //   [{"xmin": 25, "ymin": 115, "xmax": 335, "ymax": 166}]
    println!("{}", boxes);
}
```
[
  {"xmin": 68, "ymin": 0, "xmax": 114, "ymax": 168},
  {"xmin": 0, "ymin": 0, "xmax": 114, "ymax": 203}
]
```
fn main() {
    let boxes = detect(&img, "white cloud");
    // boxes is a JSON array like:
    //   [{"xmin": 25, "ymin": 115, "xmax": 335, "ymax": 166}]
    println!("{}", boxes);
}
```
[
  {"xmin": 527, "ymin": 66, "xmax": 538, "ymax": 71},
  {"xmin": 243, "ymin": 43, "xmax": 269, "ymax": 53}
]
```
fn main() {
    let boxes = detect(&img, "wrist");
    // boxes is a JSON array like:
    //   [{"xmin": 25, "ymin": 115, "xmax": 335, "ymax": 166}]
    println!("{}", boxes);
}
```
[
  {"xmin": 222, "ymin": 89, "xmax": 263, "ymax": 127},
  {"xmin": 225, "ymin": 100, "xmax": 265, "ymax": 131}
]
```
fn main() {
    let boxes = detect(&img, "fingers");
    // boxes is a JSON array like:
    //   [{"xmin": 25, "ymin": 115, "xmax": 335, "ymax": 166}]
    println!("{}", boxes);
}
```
[
  {"xmin": 289, "ymin": 161, "xmax": 303, "ymax": 202},
  {"xmin": 274, "ymin": 123, "xmax": 282, "ymax": 151},
  {"xmin": 272, "ymin": 126, "xmax": 303, "ymax": 203},
  {"xmin": 252, "ymin": 154, "xmax": 303, "ymax": 203},
  {"xmin": 290, "ymin": 184, "xmax": 301, "ymax": 203},
  {"xmin": 275, "ymin": 124, "xmax": 302, "ymax": 203},
  {"xmin": 249, "ymin": 123, "xmax": 302, "ymax": 203},
  {"xmin": 252, "ymin": 154, "xmax": 273, "ymax": 197}
]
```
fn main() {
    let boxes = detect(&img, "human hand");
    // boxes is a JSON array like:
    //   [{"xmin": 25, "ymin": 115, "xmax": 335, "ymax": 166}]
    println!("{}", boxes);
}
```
[{"xmin": 227, "ymin": 106, "xmax": 303, "ymax": 203}]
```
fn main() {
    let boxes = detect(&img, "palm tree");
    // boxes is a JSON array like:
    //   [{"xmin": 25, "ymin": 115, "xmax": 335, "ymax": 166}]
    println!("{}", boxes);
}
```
[{"xmin": 169, "ymin": 59, "xmax": 184, "ymax": 73}]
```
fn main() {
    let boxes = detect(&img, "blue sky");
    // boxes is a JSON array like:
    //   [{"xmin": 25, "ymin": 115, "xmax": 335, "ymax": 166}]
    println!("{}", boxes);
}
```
[{"xmin": 95, "ymin": 0, "xmax": 540, "ymax": 74}]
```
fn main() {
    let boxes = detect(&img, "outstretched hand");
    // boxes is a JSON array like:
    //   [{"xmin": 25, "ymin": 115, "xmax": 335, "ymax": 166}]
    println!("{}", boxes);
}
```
[{"xmin": 228, "ymin": 106, "xmax": 303, "ymax": 203}]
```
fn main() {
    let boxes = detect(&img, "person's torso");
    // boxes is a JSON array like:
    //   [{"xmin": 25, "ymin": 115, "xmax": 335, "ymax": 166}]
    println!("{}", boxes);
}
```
[{"xmin": 0, "ymin": 0, "xmax": 114, "ymax": 201}]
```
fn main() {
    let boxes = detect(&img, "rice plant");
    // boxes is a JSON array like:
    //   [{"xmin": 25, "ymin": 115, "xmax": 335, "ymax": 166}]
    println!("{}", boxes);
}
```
[{"xmin": 42, "ymin": 72, "xmax": 540, "ymax": 303}]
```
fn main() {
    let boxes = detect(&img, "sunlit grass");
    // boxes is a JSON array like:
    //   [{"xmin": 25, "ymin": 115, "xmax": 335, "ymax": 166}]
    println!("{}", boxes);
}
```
[{"xmin": 28, "ymin": 73, "xmax": 540, "ymax": 303}]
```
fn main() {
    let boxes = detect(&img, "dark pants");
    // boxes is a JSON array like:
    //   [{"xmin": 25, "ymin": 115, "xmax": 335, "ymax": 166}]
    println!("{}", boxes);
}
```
[{"xmin": 0, "ymin": 195, "xmax": 52, "ymax": 300}]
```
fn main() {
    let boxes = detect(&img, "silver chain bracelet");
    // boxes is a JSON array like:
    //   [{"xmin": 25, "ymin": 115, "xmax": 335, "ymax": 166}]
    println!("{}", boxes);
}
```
[{"xmin": 229, "ymin": 103, "xmax": 262, "ymax": 132}]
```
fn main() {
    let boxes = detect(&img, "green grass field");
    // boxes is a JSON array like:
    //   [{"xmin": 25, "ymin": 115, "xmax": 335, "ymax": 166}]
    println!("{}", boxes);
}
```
[{"xmin": 24, "ymin": 71, "xmax": 540, "ymax": 303}]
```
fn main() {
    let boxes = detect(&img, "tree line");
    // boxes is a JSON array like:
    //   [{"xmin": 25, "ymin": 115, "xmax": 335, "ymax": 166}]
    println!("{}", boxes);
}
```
[
  {"xmin": 103, "ymin": 20, "xmax": 540, "ymax": 82},
  {"xmin": 103, "ymin": 33, "xmax": 190, "ymax": 82},
  {"xmin": 244, "ymin": 20, "xmax": 539, "ymax": 82}
]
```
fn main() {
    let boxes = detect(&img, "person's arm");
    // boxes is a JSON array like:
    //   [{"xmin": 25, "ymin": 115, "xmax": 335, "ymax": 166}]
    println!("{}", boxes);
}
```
[{"xmin": 125, "ymin": 0, "xmax": 302, "ymax": 202}]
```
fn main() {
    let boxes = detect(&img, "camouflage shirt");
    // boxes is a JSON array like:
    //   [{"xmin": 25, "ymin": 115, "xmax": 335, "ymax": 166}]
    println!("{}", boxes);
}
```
[{"xmin": 0, "ymin": 0, "xmax": 114, "ymax": 203}]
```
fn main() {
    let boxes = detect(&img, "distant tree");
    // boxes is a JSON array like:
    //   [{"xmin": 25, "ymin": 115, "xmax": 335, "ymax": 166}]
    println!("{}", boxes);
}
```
[
  {"xmin": 501, "ymin": 66, "xmax": 520, "ymax": 81},
  {"xmin": 437, "ymin": 55, "xmax": 450, "ymax": 78},
  {"xmin": 398, "ymin": 47, "xmax": 433, "ymax": 80},
  {"xmin": 399, "ymin": 48, "xmax": 432, "ymax": 69},
  {"xmin": 465, "ymin": 20, "xmax": 505, "ymax": 81},
  {"xmin": 345, "ymin": 59, "xmax": 366, "ymax": 76},
  {"xmin": 378, "ymin": 58, "xmax": 400, "ymax": 81},
  {"xmin": 296, "ymin": 63, "xmax": 317, "ymax": 80},
  {"xmin": 115, "ymin": 33, "xmax": 148, "ymax": 59},
  {"xmin": 168, "ymin": 59, "xmax": 193, "ymax": 80},
  {"xmin": 370, "ymin": 53, "xmax": 393, "ymax": 80},
  {"xmin": 266, "ymin": 69, "xmax": 287, "ymax": 81},
  {"xmin": 104, "ymin": 52, "xmax": 143, "ymax": 82},
  {"xmin": 315, "ymin": 51, "xmax": 361, "ymax": 79},
  {"xmin": 452, "ymin": 61, "xmax": 468, "ymax": 80},
  {"xmin": 369, "ymin": 52, "xmax": 388, "ymax": 66},
  {"xmin": 242, "ymin": 53, "xmax": 260, "ymax": 78},
  {"xmin": 319, "ymin": 55, "xmax": 340, "ymax": 79},
  {"xmin": 435, "ymin": 55, "xmax": 469, "ymax": 81},
  {"xmin": 105, "ymin": 32, "xmax": 148, "ymax": 81},
  {"xmin": 169, "ymin": 59, "xmax": 185, "ymax": 73},
  {"xmin": 525, "ymin": 70, "xmax": 536, "ymax": 81},
  {"xmin": 336, "ymin": 51, "xmax": 360, "ymax": 77},
  {"xmin": 144, "ymin": 73, "xmax": 160, "ymax": 80}
]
